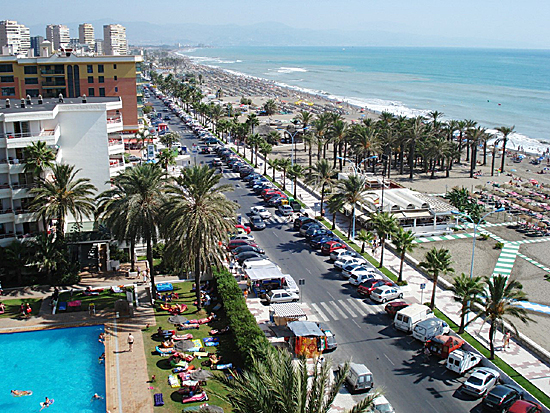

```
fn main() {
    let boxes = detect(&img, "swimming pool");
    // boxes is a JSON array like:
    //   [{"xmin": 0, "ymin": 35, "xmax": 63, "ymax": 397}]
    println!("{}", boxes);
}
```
[{"xmin": 0, "ymin": 325, "xmax": 106, "ymax": 412}]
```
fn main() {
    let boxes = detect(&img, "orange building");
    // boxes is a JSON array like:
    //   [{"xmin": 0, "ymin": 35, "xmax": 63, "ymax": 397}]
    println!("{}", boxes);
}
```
[{"xmin": 0, "ymin": 53, "xmax": 143, "ymax": 132}]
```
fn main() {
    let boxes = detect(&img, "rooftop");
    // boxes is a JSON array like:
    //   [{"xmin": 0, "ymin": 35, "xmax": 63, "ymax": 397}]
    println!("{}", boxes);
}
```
[{"xmin": 0, "ymin": 96, "xmax": 121, "ymax": 115}]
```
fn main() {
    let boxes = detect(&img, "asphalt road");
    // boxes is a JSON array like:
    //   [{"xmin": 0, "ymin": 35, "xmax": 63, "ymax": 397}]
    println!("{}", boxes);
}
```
[{"xmin": 147, "ymin": 95, "xmax": 482, "ymax": 413}]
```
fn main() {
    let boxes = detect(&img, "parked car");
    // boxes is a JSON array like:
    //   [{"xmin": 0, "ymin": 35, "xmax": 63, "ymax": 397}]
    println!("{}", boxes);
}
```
[
  {"xmin": 384, "ymin": 301, "xmax": 410, "ymax": 317},
  {"xmin": 341, "ymin": 263, "xmax": 369, "ymax": 279},
  {"xmin": 507, "ymin": 400, "xmax": 543, "ymax": 413},
  {"xmin": 244, "ymin": 173, "xmax": 261, "ymax": 182},
  {"xmin": 278, "ymin": 204, "xmax": 293, "ymax": 216},
  {"xmin": 268, "ymin": 195, "xmax": 288, "ymax": 206},
  {"xmin": 227, "ymin": 239, "xmax": 258, "ymax": 251},
  {"xmin": 229, "ymin": 233, "xmax": 254, "ymax": 241},
  {"xmin": 249, "ymin": 215, "xmax": 267, "ymax": 230},
  {"xmin": 235, "ymin": 251, "xmax": 263, "ymax": 265},
  {"xmin": 349, "ymin": 272, "xmax": 376, "ymax": 286},
  {"xmin": 412, "ymin": 317, "xmax": 450, "ymax": 342},
  {"xmin": 232, "ymin": 245, "xmax": 265, "ymax": 256},
  {"xmin": 321, "ymin": 241, "xmax": 347, "ymax": 255},
  {"xmin": 239, "ymin": 167, "xmax": 254, "ymax": 178},
  {"xmin": 340, "ymin": 363, "xmax": 374, "ymax": 393},
  {"xmin": 294, "ymin": 216, "xmax": 316, "ymax": 230},
  {"xmin": 482, "ymin": 384, "xmax": 523, "ymax": 411},
  {"xmin": 317, "ymin": 323, "xmax": 337, "ymax": 351},
  {"xmin": 305, "ymin": 227, "xmax": 332, "ymax": 240},
  {"xmin": 266, "ymin": 289, "xmax": 299, "ymax": 304},
  {"xmin": 309, "ymin": 234, "xmax": 340, "ymax": 249},
  {"xmin": 335, "ymin": 256, "xmax": 366, "ymax": 270},
  {"xmin": 299, "ymin": 221, "xmax": 321, "ymax": 236},
  {"xmin": 330, "ymin": 249, "xmax": 356, "ymax": 261},
  {"xmin": 357, "ymin": 279, "xmax": 396, "ymax": 296},
  {"xmin": 372, "ymin": 395, "xmax": 395, "ymax": 413},
  {"xmin": 235, "ymin": 224, "xmax": 251, "ymax": 234},
  {"xmin": 370, "ymin": 286, "xmax": 403, "ymax": 303},
  {"xmin": 251, "ymin": 206, "xmax": 272, "ymax": 220},
  {"xmin": 212, "ymin": 158, "xmax": 223, "ymax": 167},
  {"xmin": 460, "ymin": 367, "xmax": 500, "ymax": 397}
]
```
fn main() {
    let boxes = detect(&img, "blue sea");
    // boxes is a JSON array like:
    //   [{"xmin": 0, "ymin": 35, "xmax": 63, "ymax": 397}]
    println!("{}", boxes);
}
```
[{"xmin": 179, "ymin": 46, "xmax": 550, "ymax": 147}]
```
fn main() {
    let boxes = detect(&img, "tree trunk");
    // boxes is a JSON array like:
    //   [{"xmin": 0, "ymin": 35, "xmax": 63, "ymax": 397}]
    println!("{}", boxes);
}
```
[
  {"xmin": 147, "ymin": 236, "xmax": 156, "ymax": 301},
  {"xmin": 482, "ymin": 141, "xmax": 487, "ymax": 165},
  {"xmin": 333, "ymin": 142, "xmax": 338, "ymax": 168},
  {"xmin": 308, "ymin": 145, "xmax": 312, "ymax": 170},
  {"xmin": 293, "ymin": 178, "xmax": 298, "ymax": 199},
  {"xmin": 264, "ymin": 156, "xmax": 268, "ymax": 175},
  {"xmin": 430, "ymin": 272, "xmax": 438, "ymax": 309},
  {"xmin": 331, "ymin": 212, "xmax": 336, "ymax": 230},
  {"xmin": 491, "ymin": 146, "xmax": 496, "ymax": 176},
  {"xmin": 500, "ymin": 138, "xmax": 507, "ymax": 173},
  {"xmin": 458, "ymin": 305, "xmax": 466, "ymax": 334},
  {"xmin": 130, "ymin": 239, "xmax": 135, "ymax": 272},
  {"xmin": 470, "ymin": 145, "xmax": 477, "ymax": 178},
  {"xmin": 398, "ymin": 253, "xmax": 405, "ymax": 283},
  {"xmin": 195, "ymin": 253, "xmax": 202, "ymax": 309},
  {"xmin": 282, "ymin": 170, "xmax": 287, "ymax": 191},
  {"xmin": 320, "ymin": 183, "xmax": 325, "ymax": 217},
  {"xmin": 379, "ymin": 239, "xmax": 385, "ymax": 268},
  {"xmin": 489, "ymin": 322, "xmax": 496, "ymax": 360}
]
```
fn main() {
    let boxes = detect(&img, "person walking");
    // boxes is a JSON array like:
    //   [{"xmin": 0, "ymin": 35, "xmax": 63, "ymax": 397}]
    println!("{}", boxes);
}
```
[
  {"xmin": 503, "ymin": 331, "xmax": 511, "ymax": 350},
  {"xmin": 127, "ymin": 333, "xmax": 135, "ymax": 352}
]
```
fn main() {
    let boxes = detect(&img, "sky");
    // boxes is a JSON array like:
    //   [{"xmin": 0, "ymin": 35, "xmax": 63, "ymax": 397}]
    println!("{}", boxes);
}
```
[{"xmin": 7, "ymin": 0, "xmax": 550, "ymax": 48}]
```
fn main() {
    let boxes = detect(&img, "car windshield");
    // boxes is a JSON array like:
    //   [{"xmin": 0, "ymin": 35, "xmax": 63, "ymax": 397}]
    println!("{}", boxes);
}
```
[
  {"xmin": 467, "ymin": 376, "xmax": 484, "ymax": 386},
  {"xmin": 373, "ymin": 288, "xmax": 383, "ymax": 295},
  {"xmin": 484, "ymin": 393, "xmax": 502, "ymax": 404},
  {"xmin": 252, "ymin": 217, "xmax": 262, "ymax": 223}
]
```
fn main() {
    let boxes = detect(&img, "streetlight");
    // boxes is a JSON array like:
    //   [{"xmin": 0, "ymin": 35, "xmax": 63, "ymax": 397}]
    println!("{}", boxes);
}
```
[{"xmin": 279, "ymin": 127, "xmax": 303, "ymax": 166}]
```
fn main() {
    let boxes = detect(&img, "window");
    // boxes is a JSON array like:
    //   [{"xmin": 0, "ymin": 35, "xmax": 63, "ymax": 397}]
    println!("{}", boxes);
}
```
[
  {"xmin": 115, "ymin": 87, "xmax": 118, "ymax": 92},
  {"xmin": 98, "ymin": 76, "xmax": 104, "ymax": 83},
  {"xmin": 0, "ymin": 76, "xmax": 14, "ymax": 83},
  {"xmin": 24, "ymin": 66, "xmax": 38, "ymax": 74},
  {"xmin": 99, "ymin": 87, "xmax": 105, "ymax": 97},
  {"xmin": 24, "ymin": 78, "xmax": 39, "ymax": 85},
  {"xmin": 1, "ymin": 87, "xmax": 15, "ymax": 96},
  {"xmin": 114, "ymin": 75, "xmax": 117, "ymax": 81},
  {"xmin": 98, "ymin": 64, "xmax": 104, "ymax": 73},
  {"xmin": 88, "ymin": 76, "xmax": 94, "ymax": 83},
  {"xmin": 113, "ymin": 64, "xmax": 117, "ymax": 69},
  {"xmin": 87, "ymin": 65, "xmax": 93, "ymax": 73},
  {"xmin": 26, "ymin": 89, "xmax": 39, "ymax": 97},
  {"xmin": 88, "ymin": 88, "xmax": 95, "ymax": 97},
  {"xmin": 0, "ymin": 64, "xmax": 13, "ymax": 73}
]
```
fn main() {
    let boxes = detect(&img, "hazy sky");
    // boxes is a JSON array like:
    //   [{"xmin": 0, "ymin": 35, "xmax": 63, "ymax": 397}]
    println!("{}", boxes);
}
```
[{"xmin": 7, "ymin": 0, "xmax": 550, "ymax": 48}]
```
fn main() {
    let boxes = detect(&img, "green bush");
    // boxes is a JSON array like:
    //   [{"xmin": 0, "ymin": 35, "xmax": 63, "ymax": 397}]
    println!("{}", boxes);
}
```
[
  {"xmin": 479, "ymin": 233, "xmax": 489, "ymax": 241},
  {"xmin": 214, "ymin": 268, "xmax": 271, "ymax": 363},
  {"xmin": 109, "ymin": 244, "xmax": 129, "ymax": 263},
  {"xmin": 494, "ymin": 242, "xmax": 504, "ymax": 250},
  {"xmin": 397, "ymin": 280, "xmax": 408, "ymax": 287}
]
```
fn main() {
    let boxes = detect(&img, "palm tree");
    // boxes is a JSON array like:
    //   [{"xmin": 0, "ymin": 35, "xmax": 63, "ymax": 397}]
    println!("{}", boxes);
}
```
[
  {"xmin": 419, "ymin": 247, "xmax": 454, "ymax": 309},
  {"xmin": 159, "ymin": 132, "xmax": 179, "ymax": 148},
  {"xmin": 157, "ymin": 148, "xmax": 177, "ymax": 171},
  {"xmin": 357, "ymin": 229, "xmax": 374, "ymax": 254},
  {"xmin": 209, "ymin": 103, "xmax": 224, "ymax": 133},
  {"xmin": 330, "ymin": 119, "xmax": 348, "ymax": 168},
  {"xmin": 28, "ymin": 233, "xmax": 65, "ymax": 284},
  {"xmin": 23, "ymin": 140, "xmax": 55, "ymax": 179},
  {"xmin": 277, "ymin": 158, "xmax": 292, "ymax": 191},
  {"xmin": 286, "ymin": 164, "xmax": 305, "ymax": 199},
  {"xmin": 370, "ymin": 211, "xmax": 398, "ymax": 268},
  {"xmin": 326, "ymin": 194, "xmax": 343, "ymax": 230},
  {"xmin": 268, "ymin": 158, "xmax": 279, "ymax": 182},
  {"xmin": 495, "ymin": 126, "xmax": 515, "ymax": 173},
  {"xmin": 100, "ymin": 164, "xmax": 167, "ymax": 298},
  {"xmin": 247, "ymin": 133, "xmax": 262, "ymax": 166},
  {"xmin": 331, "ymin": 174, "xmax": 369, "ymax": 239},
  {"xmin": 303, "ymin": 132, "xmax": 315, "ymax": 169},
  {"xmin": 29, "ymin": 164, "xmax": 97, "ymax": 238},
  {"xmin": 246, "ymin": 113, "xmax": 260, "ymax": 135},
  {"xmin": 266, "ymin": 130, "xmax": 281, "ymax": 146},
  {"xmin": 467, "ymin": 127, "xmax": 487, "ymax": 178},
  {"xmin": 296, "ymin": 110, "xmax": 314, "ymax": 150},
  {"xmin": 215, "ymin": 348, "xmax": 378, "ymax": 413},
  {"xmin": 259, "ymin": 141, "xmax": 272, "ymax": 175},
  {"xmin": 263, "ymin": 99, "xmax": 278, "ymax": 116},
  {"xmin": 305, "ymin": 159, "xmax": 336, "ymax": 217},
  {"xmin": 2, "ymin": 240, "xmax": 30, "ymax": 286},
  {"xmin": 450, "ymin": 273, "xmax": 484, "ymax": 334},
  {"xmin": 393, "ymin": 227, "xmax": 416, "ymax": 283},
  {"xmin": 163, "ymin": 165, "xmax": 236, "ymax": 308}
]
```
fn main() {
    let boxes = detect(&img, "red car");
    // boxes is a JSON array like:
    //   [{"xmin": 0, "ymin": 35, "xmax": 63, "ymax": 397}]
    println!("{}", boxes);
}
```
[
  {"xmin": 263, "ymin": 191, "xmax": 283, "ymax": 201},
  {"xmin": 320, "ymin": 241, "xmax": 346, "ymax": 255},
  {"xmin": 357, "ymin": 279, "xmax": 396, "ymax": 297},
  {"xmin": 227, "ymin": 239, "xmax": 258, "ymax": 251},
  {"xmin": 235, "ymin": 224, "xmax": 251, "ymax": 234},
  {"xmin": 261, "ymin": 188, "xmax": 277, "ymax": 197},
  {"xmin": 384, "ymin": 301, "xmax": 409, "ymax": 317},
  {"xmin": 508, "ymin": 400, "xmax": 543, "ymax": 413}
]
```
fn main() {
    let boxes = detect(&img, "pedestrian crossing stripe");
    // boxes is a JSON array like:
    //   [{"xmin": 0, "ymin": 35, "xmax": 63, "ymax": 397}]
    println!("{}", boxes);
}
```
[
  {"xmin": 517, "ymin": 253, "xmax": 550, "ymax": 274},
  {"xmin": 308, "ymin": 298, "xmax": 385, "ymax": 321}
]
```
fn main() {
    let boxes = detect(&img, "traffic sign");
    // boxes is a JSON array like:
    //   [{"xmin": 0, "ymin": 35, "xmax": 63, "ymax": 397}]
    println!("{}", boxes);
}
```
[
  {"xmin": 298, "ymin": 279, "xmax": 306, "ymax": 286},
  {"xmin": 420, "ymin": 283, "xmax": 426, "ymax": 290}
]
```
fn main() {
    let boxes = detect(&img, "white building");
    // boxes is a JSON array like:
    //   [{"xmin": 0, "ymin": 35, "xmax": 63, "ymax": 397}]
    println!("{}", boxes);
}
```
[
  {"xmin": 0, "ymin": 95, "xmax": 127, "ymax": 245},
  {"xmin": 0, "ymin": 20, "xmax": 30, "ymax": 56},
  {"xmin": 78, "ymin": 23, "xmax": 95, "ymax": 49},
  {"xmin": 45, "ymin": 24, "xmax": 70, "ymax": 51},
  {"xmin": 103, "ymin": 24, "xmax": 127, "ymax": 56}
]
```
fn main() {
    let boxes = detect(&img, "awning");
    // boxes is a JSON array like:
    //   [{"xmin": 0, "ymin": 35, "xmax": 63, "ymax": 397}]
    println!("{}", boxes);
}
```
[
  {"xmin": 270, "ymin": 303, "xmax": 307, "ymax": 319},
  {"xmin": 245, "ymin": 265, "xmax": 285, "ymax": 281},
  {"xmin": 401, "ymin": 210, "xmax": 433, "ymax": 219},
  {"xmin": 288, "ymin": 321, "xmax": 324, "ymax": 337}
]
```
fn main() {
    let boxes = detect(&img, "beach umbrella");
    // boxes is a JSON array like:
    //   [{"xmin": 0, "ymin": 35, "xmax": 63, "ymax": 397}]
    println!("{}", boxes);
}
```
[
  {"xmin": 190, "ymin": 369, "xmax": 213, "ymax": 381},
  {"xmin": 198, "ymin": 406, "xmax": 224, "ymax": 413},
  {"xmin": 168, "ymin": 315, "xmax": 188, "ymax": 324},
  {"xmin": 174, "ymin": 340, "xmax": 195, "ymax": 351}
]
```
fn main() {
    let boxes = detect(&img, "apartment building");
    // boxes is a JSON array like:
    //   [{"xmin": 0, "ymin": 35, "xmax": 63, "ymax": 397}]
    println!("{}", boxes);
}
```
[
  {"xmin": 103, "ymin": 24, "xmax": 127, "ymax": 56},
  {"xmin": 0, "ymin": 20, "xmax": 30, "ymax": 56},
  {"xmin": 0, "ymin": 95, "xmax": 127, "ymax": 245},
  {"xmin": 0, "ymin": 53, "xmax": 144, "ymax": 132},
  {"xmin": 30, "ymin": 36, "xmax": 44, "ymax": 57},
  {"xmin": 46, "ymin": 24, "xmax": 70, "ymax": 50},
  {"xmin": 78, "ymin": 23, "xmax": 95, "ymax": 49}
]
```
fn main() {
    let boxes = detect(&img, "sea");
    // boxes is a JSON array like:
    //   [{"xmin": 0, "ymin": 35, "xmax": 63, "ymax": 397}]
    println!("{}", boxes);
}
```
[{"xmin": 178, "ymin": 46, "xmax": 550, "ymax": 154}]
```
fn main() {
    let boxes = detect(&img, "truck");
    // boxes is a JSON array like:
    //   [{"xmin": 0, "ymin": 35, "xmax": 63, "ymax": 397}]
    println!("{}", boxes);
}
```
[{"xmin": 446, "ymin": 349, "xmax": 482, "ymax": 374}]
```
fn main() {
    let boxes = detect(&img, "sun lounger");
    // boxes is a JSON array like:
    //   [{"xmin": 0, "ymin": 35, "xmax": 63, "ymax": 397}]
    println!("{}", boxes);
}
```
[
  {"xmin": 154, "ymin": 393, "xmax": 164, "ymax": 406},
  {"xmin": 193, "ymin": 351, "xmax": 209, "ymax": 357},
  {"xmin": 168, "ymin": 375, "xmax": 180, "ymax": 388},
  {"xmin": 192, "ymin": 339, "xmax": 202, "ymax": 348},
  {"xmin": 204, "ymin": 342, "xmax": 219, "ymax": 347},
  {"xmin": 203, "ymin": 337, "xmax": 219, "ymax": 343},
  {"xmin": 58, "ymin": 302, "xmax": 67, "ymax": 311},
  {"xmin": 156, "ymin": 283, "xmax": 173, "ymax": 292}
]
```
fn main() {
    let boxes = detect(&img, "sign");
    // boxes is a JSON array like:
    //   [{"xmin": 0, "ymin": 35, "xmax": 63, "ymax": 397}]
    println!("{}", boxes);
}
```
[
  {"xmin": 147, "ymin": 144, "xmax": 155, "ymax": 160},
  {"xmin": 298, "ymin": 279, "xmax": 306, "ymax": 286},
  {"xmin": 420, "ymin": 283, "xmax": 426, "ymax": 290},
  {"xmin": 237, "ymin": 214, "xmax": 242, "ymax": 224}
]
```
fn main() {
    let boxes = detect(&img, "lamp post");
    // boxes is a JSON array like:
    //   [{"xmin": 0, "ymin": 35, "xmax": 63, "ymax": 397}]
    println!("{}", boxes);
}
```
[{"xmin": 279, "ymin": 127, "xmax": 302, "ymax": 195}]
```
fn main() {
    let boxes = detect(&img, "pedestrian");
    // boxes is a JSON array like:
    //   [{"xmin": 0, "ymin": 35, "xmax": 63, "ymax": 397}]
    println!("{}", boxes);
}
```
[
  {"xmin": 423, "ymin": 343, "xmax": 431, "ymax": 362},
  {"xmin": 503, "ymin": 331, "xmax": 511, "ymax": 350},
  {"xmin": 127, "ymin": 333, "xmax": 134, "ymax": 352}
]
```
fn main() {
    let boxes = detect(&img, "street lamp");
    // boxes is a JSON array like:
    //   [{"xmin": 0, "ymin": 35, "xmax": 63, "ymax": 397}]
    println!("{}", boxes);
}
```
[{"xmin": 279, "ymin": 127, "xmax": 303, "ymax": 166}]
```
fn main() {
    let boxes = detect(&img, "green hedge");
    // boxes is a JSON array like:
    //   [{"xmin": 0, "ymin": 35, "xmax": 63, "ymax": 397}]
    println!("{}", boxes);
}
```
[{"xmin": 214, "ymin": 268, "xmax": 271, "ymax": 363}]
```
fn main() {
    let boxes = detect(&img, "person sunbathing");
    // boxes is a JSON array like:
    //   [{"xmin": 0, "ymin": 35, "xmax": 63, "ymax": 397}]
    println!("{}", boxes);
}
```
[
  {"xmin": 11, "ymin": 390, "xmax": 32, "ymax": 396},
  {"xmin": 0, "ymin": 302, "xmax": 5, "ymax": 314}
]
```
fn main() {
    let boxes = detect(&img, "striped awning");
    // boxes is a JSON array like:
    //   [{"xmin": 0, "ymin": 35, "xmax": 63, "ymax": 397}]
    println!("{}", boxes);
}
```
[{"xmin": 270, "ymin": 303, "xmax": 307, "ymax": 319}]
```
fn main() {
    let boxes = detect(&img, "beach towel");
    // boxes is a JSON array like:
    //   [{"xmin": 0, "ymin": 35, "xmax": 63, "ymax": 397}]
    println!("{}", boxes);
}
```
[
  {"xmin": 111, "ymin": 286, "xmax": 123, "ymax": 293},
  {"xmin": 154, "ymin": 393, "xmax": 164, "ymax": 406},
  {"xmin": 58, "ymin": 302, "xmax": 67, "ymax": 311},
  {"xmin": 173, "ymin": 334, "xmax": 193, "ymax": 341},
  {"xmin": 168, "ymin": 375, "xmax": 180, "ymax": 388},
  {"xmin": 216, "ymin": 363, "xmax": 233, "ymax": 370},
  {"xmin": 193, "ymin": 351, "xmax": 209, "ymax": 357},
  {"xmin": 186, "ymin": 347, "xmax": 202, "ymax": 353},
  {"xmin": 203, "ymin": 337, "xmax": 219, "ymax": 343},
  {"xmin": 177, "ymin": 324, "xmax": 200, "ymax": 330},
  {"xmin": 204, "ymin": 342, "xmax": 219, "ymax": 347},
  {"xmin": 172, "ymin": 367, "xmax": 186, "ymax": 373},
  {"xmin": 192, "ymin": 339, "xmax": 202, "ymax": 348}
]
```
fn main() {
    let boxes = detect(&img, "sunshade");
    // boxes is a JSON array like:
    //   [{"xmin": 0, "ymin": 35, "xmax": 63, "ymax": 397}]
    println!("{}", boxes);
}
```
[{"xmin": 168, "ymin": 315, "xmax": 188, "ymax": 324}]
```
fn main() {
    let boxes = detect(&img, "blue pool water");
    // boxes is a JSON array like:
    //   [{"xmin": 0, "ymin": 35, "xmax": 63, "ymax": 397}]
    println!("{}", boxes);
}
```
[{"xmin": 0, "ymin": 325, "xmax": 106, "ymax": 413}]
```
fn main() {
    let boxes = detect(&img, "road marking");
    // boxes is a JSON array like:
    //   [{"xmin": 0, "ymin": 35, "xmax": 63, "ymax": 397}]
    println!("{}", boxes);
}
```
[
  {"xmin": 305, "ymin": 268, "xmax": 312, "ymax": 274},
  {"xmin": 310, "ymin": 303, "xmax": 329, "ymax": 322},
  {"xmin": 330, "ymin": 301, "xmax": 349, "ymax": 319},
  {"xmin": 340, "ymin": 299, "xmax": 358, "ymax": 318},
  {"xmin": 347, "ymin": 298, "xmax": 367, "ymax": 315},
  {"xmin": 354, "ymin": 299, "xmax": 380, "ymax": 315},
  {"xmin": 272, "ymin": 232, "xmax": 279, "ymax": 238},
  {"xmin": 384, "ymin": 353, "xmax": 395, "ymax": 366},
  {"xmin": 319, "ymin": 301, "xmax": 339, "ymax": 320}
]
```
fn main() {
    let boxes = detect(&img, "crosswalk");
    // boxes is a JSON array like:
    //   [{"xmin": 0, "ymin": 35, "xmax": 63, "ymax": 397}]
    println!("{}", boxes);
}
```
[{"xmin": 309, "ymin": 298, "xmax": 386, "ymax": 322}]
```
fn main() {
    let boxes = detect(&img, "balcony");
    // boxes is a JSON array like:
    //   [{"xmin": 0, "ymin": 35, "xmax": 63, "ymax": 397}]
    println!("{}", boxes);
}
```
[
  {"xmin": 0, "ymin": 233, "xmax": 17, "ymax": 247},
  {"xmin": 107, "ymin": 116, "xmax": 124, "ymax": 133},
  {"xmin": 109, "ymin": 160, "xmax": 126, "ymax": 176},
  {"xmin": 40, "ymin": 69, "xmax": 65, "ymax": 76},
  {"xmin": 0, "ymin": 160, "xmax": 8, "ymax": 174},
  {"xmin": 42, "ymin": 80, "xmax": 66, "ymax": 88},
  {"xmin": 0, "ymin": 209, "xmax": 14, "ymax": 224},
  {"xmin": 1, "ymin": 125, "xmax": 60, "ymax": 149},
  {"xmin": 108, "ymin": 138, "xmax": 125, "ymax": 155},
  {"xmin": 11, "ymin": 183, "xmax": 34, "ymax": 199},
  {"xmin": 14, "ymin": 209, "xmax": 34, "ymax": 224},
  {"xmin": 9, "ymin": 162, "xmax": 25, "ymax": 174}
]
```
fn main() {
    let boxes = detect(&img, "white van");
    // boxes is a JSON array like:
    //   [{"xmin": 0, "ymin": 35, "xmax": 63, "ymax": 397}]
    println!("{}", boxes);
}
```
[
  {"xmin": 394, "ymin": 304, "xmax": 433, "ymax": 333},
  {"xmin": 340, "ymin": 363, "xmax": 374, "ymax": 393},
  {"xmin": 446, "ymin": 349, "xmax": 482, "ymax": 375},
  {"xmin": 283, "ymin": 274, "xmax": 299, "ymax": 296},
  {"xmin": 412, "ymin": 317, "xmax": 450, "ymax": 342}
]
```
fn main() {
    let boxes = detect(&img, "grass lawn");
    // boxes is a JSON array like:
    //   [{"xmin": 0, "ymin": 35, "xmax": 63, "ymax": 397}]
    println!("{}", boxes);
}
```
[
  {"xmin": 0, "ymin": 298, "xmax": 43, "ymax": 319},
  {"xmin": 56, "ymin": 287, "xmax": 133, "ymax": 313},
  {"xmin": 142, "ymin": 281, "xmax": 239, "ymax": 412}
]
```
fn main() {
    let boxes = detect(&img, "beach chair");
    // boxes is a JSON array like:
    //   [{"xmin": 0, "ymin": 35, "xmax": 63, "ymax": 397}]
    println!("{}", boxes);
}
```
[
  {"xmin": 58, "ymin": 302, "xmax": 67, "ymax": 311},
  {"xmin": 154, "ymin": 393, "xmax": 164, "ymax": 406}
]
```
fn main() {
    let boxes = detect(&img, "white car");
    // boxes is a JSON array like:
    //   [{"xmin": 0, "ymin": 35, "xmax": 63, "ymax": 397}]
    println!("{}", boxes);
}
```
[
  {"xmin": 460, "ymin": 367, "xmax": 500, "ymax": 397},
  {"xmin": 342, "ymin": 263, "xmax": 371, "ymax": 279},
  {"xmin": 251, "ymin": 206, "xmax": 271, "ymax": 220},
  {"xmin": 266, "ymin": 289, "xmax": 299, "ymax": 304},
  {"xmin": 330, "ymin": 249, "xmax": 356, "ymax": 261},
  {"xmin": 334, "ymin": 256, "xmax": 366, "ymax": 270},
  {"xmin": 349, "ymin": 272, "xmax": 376, "ymax": 286},
  {"xmin": 372, "ymin": 395, "xmax": 395, "ymax": 413},
  {"xmin": 230, "ymin": 233, "xmax": 254, "ymax": 241},
  {"xmin": 278, "ymin": 204, "xmax": 293, "ymax": 216},
  {"xmin": 370, "ymin": 285, "xmax": 403, "ymax": 303}
]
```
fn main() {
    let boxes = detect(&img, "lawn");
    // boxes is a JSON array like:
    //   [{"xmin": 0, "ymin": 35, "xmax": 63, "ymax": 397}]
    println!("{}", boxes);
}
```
[
  {"xmin": 56, "ymin": 287, "xmax": 133, "ymax": 313},
  {"xmin": 0, "ymin": 298, "xmax": 43, "ymax": 318},
  {"xmin": 142, "ymin": 281, "xmax": 239, "ymax": 412}
]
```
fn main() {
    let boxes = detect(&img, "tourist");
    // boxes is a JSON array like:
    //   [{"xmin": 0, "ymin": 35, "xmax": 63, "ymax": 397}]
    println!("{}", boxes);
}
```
[
  {"xmin": 149, "ymin": 375, "xmax": 156, "ymax": 383},
  {"xmin": 11, "ymin": 390, "xmax": 32, "ymax": 396},
  {"xmin": 98, "ymin": 332, "xmax": 105, "ymax": 344},
  {"xmin": 91, "ymin": 393, "xmax": 104, "ymax": 400},
  {"xmin": 39, "ymin": 397, "xmax": 52, "ymax": 411},
  {"xmin": 127, "ymin": 333, "xmax": 135, "ymax": 352},
  {"xmin": 25, "ymin": 302, "xmax": 32, "ymax": 317},
  {"xmin": 20, "ymin": 303, "xmax": 25, "ymax": 317},
  {"xmin": 98, "ymin": 352, "xmax": 105, "ymax": 364},
  {"xmin": 503, "ymin": 331, "xmax": 511, "ymax": 350},
  {"xmin": 0, "ymin": 302, "xmax": 5, "ymax": 313}
]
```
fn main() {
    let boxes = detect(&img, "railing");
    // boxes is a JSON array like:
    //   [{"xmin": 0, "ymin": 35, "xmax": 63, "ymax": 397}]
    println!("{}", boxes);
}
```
[
  {"xmin": 42, "ymin": 80, "xmax": 66, "ymax": 87},
  {"xmin": 0, "ymin": 129, "xmax": 56, "ymax": 140},
  {"xmin": 40, "ymin": 69, "xmax": 65, "ymax": 75},
  {"xmin": 108, "ymin": 139, "xmax": 124, "ymax": 146},
  {"xmin": 11, "ymin": 183, "xmax": 35, "ymax": 190},
  {"xmin": 0, "ymin": 209, "xmax": 13, "ymax": 214},
  {"xmin": 0, "ymin": 233, "xmax": 16, "ymax": 239},
  {"xmin": 107, "ymin": 117, "xmax": 123, "ymax": 124},
  {"xmin": 14, "ymin": 209, "xmax": 31, "ymax": 215},
  {"xmin": 109, "ymin": 161, "xmax": 123, "ymax": 169}
]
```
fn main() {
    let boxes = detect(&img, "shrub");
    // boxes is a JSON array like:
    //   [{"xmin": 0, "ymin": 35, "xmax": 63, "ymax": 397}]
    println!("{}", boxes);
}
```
[
  {"xmin": 494, "ymin": 242, "xmax": 504, "ymax": 250},
  {"xmin": 479, "ymin": 233, "xmax": 489, "ymax": 241},
  {"xmin": 397, "ymin": 280, "xmax": 408, "ymax": 287}
]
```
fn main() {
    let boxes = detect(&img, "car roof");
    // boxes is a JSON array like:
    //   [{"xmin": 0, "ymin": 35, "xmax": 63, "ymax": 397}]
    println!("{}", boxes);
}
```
[
  {"xmin": 377, "ymin": 285, "xmax": 395, "ymax": 291},
  {"xmin": 489, "ymin": 384, "xmax": 518, "ymax": 396},
  {"xmin": 472, "ymin": 367, "xmax": 500, "ymax": 378}
]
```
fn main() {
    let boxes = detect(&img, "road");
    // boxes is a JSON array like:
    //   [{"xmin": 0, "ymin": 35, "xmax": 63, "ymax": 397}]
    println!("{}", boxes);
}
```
[{"xmin": 148, "ymin": 94, "xmax": 482, "ymax": 413}]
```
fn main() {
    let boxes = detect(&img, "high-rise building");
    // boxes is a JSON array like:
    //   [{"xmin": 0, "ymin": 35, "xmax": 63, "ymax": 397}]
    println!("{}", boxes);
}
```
[
  {"xmin": 45, "ymin": 24, "xmax": 70, "ymax": 50},
  {"xmin": 94, "ymin": 40, "xmax": 104, "ymax": 55},
  {"xmin": 103, "ymin": 24, "xmax": 127, "ymax": 56},
  {"xmin": 0, "ymin": 20, "xmax": 30, "ymax": 56},
  {"xmin": 78, "ymin": 23, "xmax": 95, "ymax": 49},
  {"xmin": 0, "ymin": 95, "xmax": 126, "ymax": 244},
  {"xmin": 0, "ymin": 54, "xmax": 144, "ymax": 132},
  {"xmin": 30, "ymin": 36, "xmax": 44, "ymax": 57}
]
